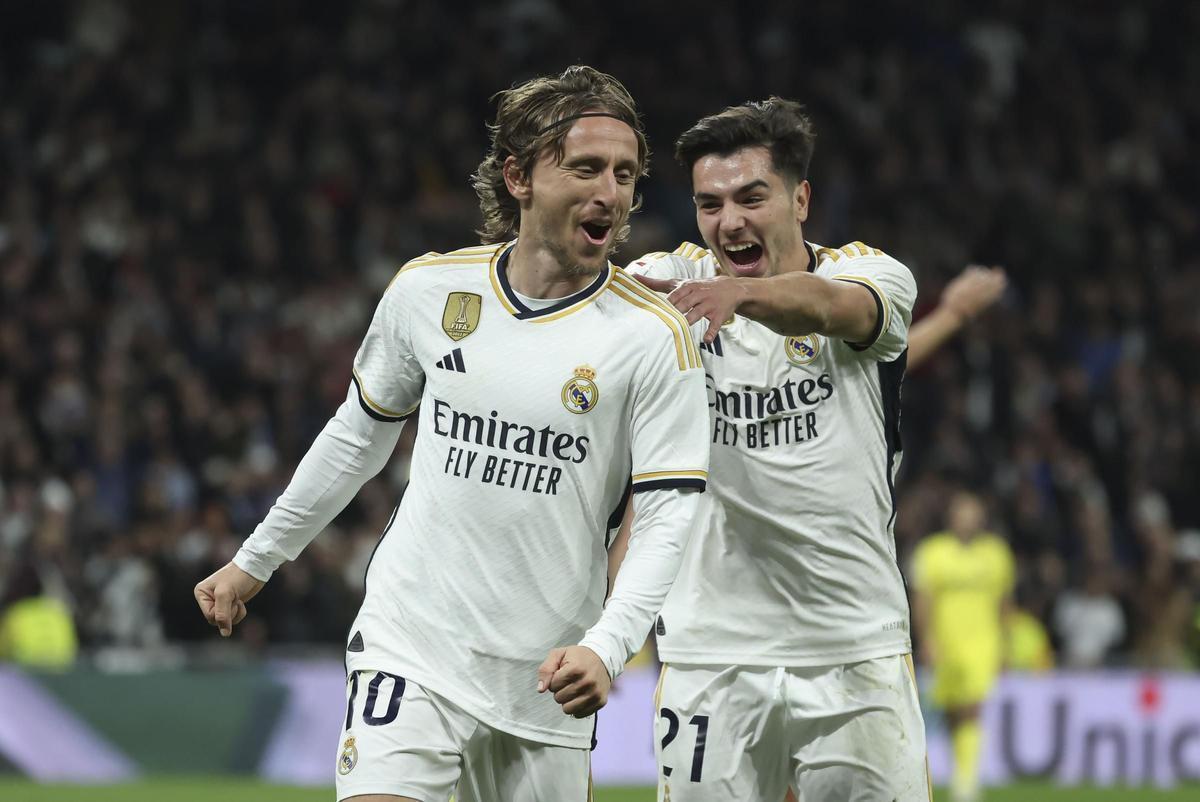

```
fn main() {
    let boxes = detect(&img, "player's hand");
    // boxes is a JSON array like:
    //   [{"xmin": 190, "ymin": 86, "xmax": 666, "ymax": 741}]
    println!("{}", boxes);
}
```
[
  {"xmin": 194, "ymin": 561, "xmax": 265, "ymax": 637},
  {"xmin": 652, "ymin": 275, "xmax": 750, "ymax": 344},
  {"xmin": 536, "ymin": 645, "xmax": 612, "ymax": 718},
  {"xmin": 941, "ymin": 265, "xmax": 1007, "ymax": 321},
  {"xmin": 632, "ymin": 274, "xmax": 681, "ymax": 295}
]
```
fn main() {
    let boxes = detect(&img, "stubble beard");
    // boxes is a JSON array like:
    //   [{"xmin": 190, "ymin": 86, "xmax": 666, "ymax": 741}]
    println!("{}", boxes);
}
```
[{"xmin": 540, "ymin": 235, "xmax": 606, "ymax": 279}]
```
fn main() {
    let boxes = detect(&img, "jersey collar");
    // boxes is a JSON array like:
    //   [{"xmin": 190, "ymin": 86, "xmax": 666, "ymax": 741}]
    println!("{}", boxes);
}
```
[{"xmin": 489, "ymin": 241, "xmax": 614, "ymax": 322}]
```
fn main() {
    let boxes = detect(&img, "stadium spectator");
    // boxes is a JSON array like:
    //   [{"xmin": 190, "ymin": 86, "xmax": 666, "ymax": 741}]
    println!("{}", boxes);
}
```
[{"xmin": 0, "ymin": 2, "xmax": 1197, "ymax": 669}]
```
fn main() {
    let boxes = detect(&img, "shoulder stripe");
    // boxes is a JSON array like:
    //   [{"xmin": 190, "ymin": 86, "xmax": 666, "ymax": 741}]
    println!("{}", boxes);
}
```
[
  {"xmin": 818, "ymin": 241, "xmax": 886, "ymax": 263},
  {"xmin": 612, "ymin": 273, "xmax": 701, "ymax": 370},
  {"xmin": 610, "ymin": 283, "xmax": 692, "ymax": 371},
  {"xmin": 833, "ymin": 274, "xmax": 892, "ymax": 345},
  {"xmin": 672, "ymin": 242, "xmax": 710, "ymax": 262},
  {"xmin": 392, "ymin": 247, "xmax": 499, "ymax": 283},
  {"xmin": 613, "ymin": 273, "xmax": 702, "ymax": 367}
]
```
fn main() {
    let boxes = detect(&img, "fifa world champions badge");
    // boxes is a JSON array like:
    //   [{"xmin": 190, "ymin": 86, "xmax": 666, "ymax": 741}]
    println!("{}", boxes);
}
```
[
  {"xmin": 562, "ymin": 365, "xmax": 599, "ymax": 414},
  {"xmin": 442, "ymin": 292, "xmax": 482, "ymax": 341},
  {"xmin": 338, "ymin": 736, "xmax": 359, "ymax": 775},
  {"xmin": 784, "ymin": 333, "xmax": 821, "ymax": 366}
]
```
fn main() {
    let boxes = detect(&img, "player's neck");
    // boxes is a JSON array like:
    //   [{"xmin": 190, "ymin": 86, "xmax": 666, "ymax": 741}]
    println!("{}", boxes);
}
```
[
  {"xmin": 507, "ymin": 239, "xmax": 602, "ymax": 299},
  {"xmin": 773, "ymin": 232, "xmax": 812, "ymax": 276}
]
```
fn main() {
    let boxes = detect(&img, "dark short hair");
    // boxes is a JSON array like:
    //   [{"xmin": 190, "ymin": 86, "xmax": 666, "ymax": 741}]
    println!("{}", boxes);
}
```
[
  {"xmin": 472, "ymin": 65, "xmax": 649, "ymax": 244},
  {"xmin": 675, "ymin": 97, "xmax": 815, "ymax": 185}
]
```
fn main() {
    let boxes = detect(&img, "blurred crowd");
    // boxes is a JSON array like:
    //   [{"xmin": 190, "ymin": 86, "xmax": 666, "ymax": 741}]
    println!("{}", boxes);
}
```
[{"xmin": 1, "ymin": 0, "xmax": 1198, "ymax": 669}]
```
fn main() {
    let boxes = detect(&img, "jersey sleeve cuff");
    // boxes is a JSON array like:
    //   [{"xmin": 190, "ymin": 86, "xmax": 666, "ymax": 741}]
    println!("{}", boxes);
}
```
[
  {"xmin": 578, "ymin": 633, "xmax": 625, "ymax": 682},
  {"xmin": 833, "ymin": 275, "xmax": 889, "ymax": 351},
  {"xmin": 630, "ymin": 470, "xmax": 707, "ymax": 493},
  {"xmin": 232, "ymin": 547, "xmax": 278, "ymax": 583}
]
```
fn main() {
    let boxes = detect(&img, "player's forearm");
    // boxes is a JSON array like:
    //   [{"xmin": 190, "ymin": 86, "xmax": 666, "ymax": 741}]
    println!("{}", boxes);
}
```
[
  {"xmin": 580, "ymin": 487, "xmax": 700, "ymax": 680},
  {"xmin": 233, "ymin": 388, "xmax": 405, "ymax": 582},
  {"xmin": 737, "ymin": 272, "xmax": 832, "ymax": 336},
  {"xmin": 739, "ymin": 271, "xmax": 876, "ymax": 342},
  {"xmin": 906, "ymin": 306, "xmax": 964, "ymax": 369}
]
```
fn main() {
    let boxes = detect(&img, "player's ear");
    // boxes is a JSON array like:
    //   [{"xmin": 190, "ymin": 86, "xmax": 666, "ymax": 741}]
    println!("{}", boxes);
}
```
[
  {"xmin": 793, "ymin": 179, "xmax": 811, "ymax": 224},
  {"xmin": 503, "ymin": 156, "xmax": 532, "ymax": 202}
]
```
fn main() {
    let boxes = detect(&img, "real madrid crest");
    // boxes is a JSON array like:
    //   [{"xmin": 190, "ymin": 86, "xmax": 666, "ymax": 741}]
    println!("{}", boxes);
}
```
[
  {"xmin": 784, "ymin": 334, "xmax": 820, "ymax": 366},
  {"xmin": 442, "ymin": 292, "xmax": 482, "ymax": 341},
  {"xmin": 337, "ymin": 735, "xmax": 359, "ymax": 775},
  {"xmin": 562, "ymin": 365, "xmax": 599, "ymax": 414}
]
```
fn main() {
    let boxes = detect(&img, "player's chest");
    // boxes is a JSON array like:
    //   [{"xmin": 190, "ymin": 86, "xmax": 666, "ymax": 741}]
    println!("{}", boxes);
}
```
[
  {"xmin": 410, "ymin": 296, "xmax": 634, "ymax": 424},
  {"xmin": 702, "ymin": 324, "xmax": 837, "ymax": 413},
  {"xmin": 936, "ymin": 549, "xmax": 1000, "ymax": 592}
]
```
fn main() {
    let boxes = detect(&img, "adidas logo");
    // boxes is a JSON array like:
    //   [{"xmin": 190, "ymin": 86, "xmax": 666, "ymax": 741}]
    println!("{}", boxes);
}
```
[
  {"xmin": 436, "ymin": 348, "xmax": 466, "ymax": 372},
  {"xmin": 700, "ymin": 334, "xmax": 723, "ymax": 357}
]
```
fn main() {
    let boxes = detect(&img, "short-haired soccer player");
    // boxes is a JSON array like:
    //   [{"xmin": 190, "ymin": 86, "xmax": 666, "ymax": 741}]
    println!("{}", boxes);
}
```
[
  {"xmin": 195, "ymin": 66, "xmax": 710, "ymax": 802},
  {"xmin": 627, "ymin": 98, "xmax": 930, "ymax": 801}
]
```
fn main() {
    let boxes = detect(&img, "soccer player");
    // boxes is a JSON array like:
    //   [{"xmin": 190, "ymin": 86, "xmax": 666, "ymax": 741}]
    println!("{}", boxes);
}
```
[
  {"xmin": 193, "ymin": 66, "xmax": 710, "ymax": 802},
  {"xmin": 626, "ymin": 98, "xmax": 928, "ymax": 801},
  {"xmin": 911, "ymin": 490, "xmax": 1015, "ymax": 802}
]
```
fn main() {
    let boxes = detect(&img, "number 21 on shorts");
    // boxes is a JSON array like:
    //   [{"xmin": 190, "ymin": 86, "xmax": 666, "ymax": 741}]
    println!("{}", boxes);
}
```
[{"xmin": 659, "ymin": 706, "xmax": 709, "ymax": 782}]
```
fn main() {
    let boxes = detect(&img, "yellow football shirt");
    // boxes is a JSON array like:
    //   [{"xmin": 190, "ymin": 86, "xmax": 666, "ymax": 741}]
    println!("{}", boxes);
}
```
[{"xmin": 912, "ymin": 531, "xmax": 1014, "ymax": 661}]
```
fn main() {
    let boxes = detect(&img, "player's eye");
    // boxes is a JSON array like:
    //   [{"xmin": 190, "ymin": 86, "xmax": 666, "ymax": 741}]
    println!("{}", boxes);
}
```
[{"xmin": 615, "ymin": 170, "xmax": 635, "ymax": 184}]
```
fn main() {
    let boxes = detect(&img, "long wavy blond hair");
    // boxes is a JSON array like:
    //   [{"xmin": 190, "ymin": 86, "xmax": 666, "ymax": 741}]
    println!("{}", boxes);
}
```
[{"xmin": 472, "ymin": 66, "xmax": 649, "ymax": 245}]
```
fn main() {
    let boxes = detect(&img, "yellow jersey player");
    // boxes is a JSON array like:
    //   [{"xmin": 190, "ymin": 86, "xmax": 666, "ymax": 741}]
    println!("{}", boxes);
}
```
[
  {"xmin": 912, "ymin": 490, "xmax": 1015, "ymax": 802},
  {"xmin": 628, "ymin": 99, "xmax": 929, "ymax": 802},
  {"xmin": 194, "ymin": 66, "xmax": 711, "ymax": 802}
]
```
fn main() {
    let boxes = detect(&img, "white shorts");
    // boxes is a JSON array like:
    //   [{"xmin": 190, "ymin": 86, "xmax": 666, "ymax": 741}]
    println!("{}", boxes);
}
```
[
  {"xmin": 335, "ymin": 670, "xmax": 592, "ymax": 802},
  {"xmin": 654, "ymin": 655, "xmax": 930, "ymax": 802}
]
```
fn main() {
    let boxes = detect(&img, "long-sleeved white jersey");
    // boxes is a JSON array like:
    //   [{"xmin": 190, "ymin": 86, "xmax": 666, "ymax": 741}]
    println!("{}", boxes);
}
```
[
  {"xmin": 628, "ymin": 241, "xmax": 916, "ymax": 668},
  {"xmin": 235, "ymin": 241, "xmax": 710, "ymax": 748}
]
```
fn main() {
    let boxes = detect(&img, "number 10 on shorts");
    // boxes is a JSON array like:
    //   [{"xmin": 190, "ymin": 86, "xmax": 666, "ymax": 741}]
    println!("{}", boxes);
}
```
[{"xmin": 659, "ymin": 707, "xmax": 709, "ymax": 782}]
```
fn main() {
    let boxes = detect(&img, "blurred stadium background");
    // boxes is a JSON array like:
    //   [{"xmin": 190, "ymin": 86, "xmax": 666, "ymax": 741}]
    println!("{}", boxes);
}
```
[{"xmin": 1, "ymin": 0, "xmax": 1198, "ymax": 799}]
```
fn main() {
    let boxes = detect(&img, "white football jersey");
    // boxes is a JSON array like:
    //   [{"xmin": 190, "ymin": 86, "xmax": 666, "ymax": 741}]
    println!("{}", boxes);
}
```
[
  {"xmin": 628, "ymin": 241, "xmax": 916, "ymax": 667},
  {"xmin": 346, "ymin": 242, "xmax": 709, "ymax": 748}
]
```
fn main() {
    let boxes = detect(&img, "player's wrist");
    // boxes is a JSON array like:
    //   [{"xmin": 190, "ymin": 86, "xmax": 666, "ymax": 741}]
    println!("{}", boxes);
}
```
[
  {"xmin": 576, "ymin": 636, "xmax": 621, "ymax": 682},
  {"xmin": 938, "ymin": 301, "xmax": 971, "ymax": 326}
]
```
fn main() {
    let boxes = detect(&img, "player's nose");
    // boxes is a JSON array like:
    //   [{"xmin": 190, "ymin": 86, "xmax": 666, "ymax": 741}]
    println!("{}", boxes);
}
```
[
  {"xmin": 592, "ymin": 169, "xmax": 619, "ymax": 208},
  {"xmin": 718, "ymin": 204, "xmax": 746, "ymax": 235}
]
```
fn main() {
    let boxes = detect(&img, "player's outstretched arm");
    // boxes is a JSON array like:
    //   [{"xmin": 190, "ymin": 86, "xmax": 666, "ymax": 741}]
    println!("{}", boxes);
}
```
[
  {"xmin": 196, "ymin": 387, "xmax": 407, "ymax": 637},
  {"xmin": 643, "ymin": 270, "xmax": 879, "ymax": 344},
  {"xmin": 907, "ymin": 265, "xmax": 1006, "ymax": 369},
  {"xmin": 194, "ymin": 561, "xmax": 265, "ymax": 637}
]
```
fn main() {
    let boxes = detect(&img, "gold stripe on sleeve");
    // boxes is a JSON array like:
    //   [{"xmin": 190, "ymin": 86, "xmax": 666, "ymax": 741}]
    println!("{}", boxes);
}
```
[
  {"xmin": 613, "ymin": 273, "xmax": 701, "ymax": 368},
  {"xmin": 610, "ymin": 283, "xmax": 688, "ymax": 371},
  {"xmin": 632, "ymin": 469, "xmax": 709, "ymax": 482}
]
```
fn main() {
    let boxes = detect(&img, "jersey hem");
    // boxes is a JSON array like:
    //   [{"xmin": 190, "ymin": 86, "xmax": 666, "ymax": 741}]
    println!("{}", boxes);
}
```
[
  {"xmin": 657, "ymin": 639, "xmax": 911, "ymax": 668},
  {"xmin": 345, "ymin": 654, "xmax": 594, "ymax": 750},
  {"xmin": 336, "ymin": 783, "xmax": 436, "ymax": 802}
]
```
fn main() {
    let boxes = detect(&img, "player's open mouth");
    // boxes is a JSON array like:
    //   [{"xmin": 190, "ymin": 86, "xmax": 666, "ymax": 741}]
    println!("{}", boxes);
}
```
[
  {"xmin": 724, "ymin": 242, "xmax": 763, "ymax": 273},
  {"xmin": 580, "ymin": 221, "xmax": 612, "ymax": 246}
]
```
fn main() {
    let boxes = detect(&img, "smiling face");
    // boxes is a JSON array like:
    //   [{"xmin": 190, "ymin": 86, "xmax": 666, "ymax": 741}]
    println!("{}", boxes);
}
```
[
  {"xmin": 692, "ymin": 145, "xmax": 810, "ymax": 279},
  {"xmin": 511, "ymin": 115, "xmax": 640, "ymax": 275}
]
